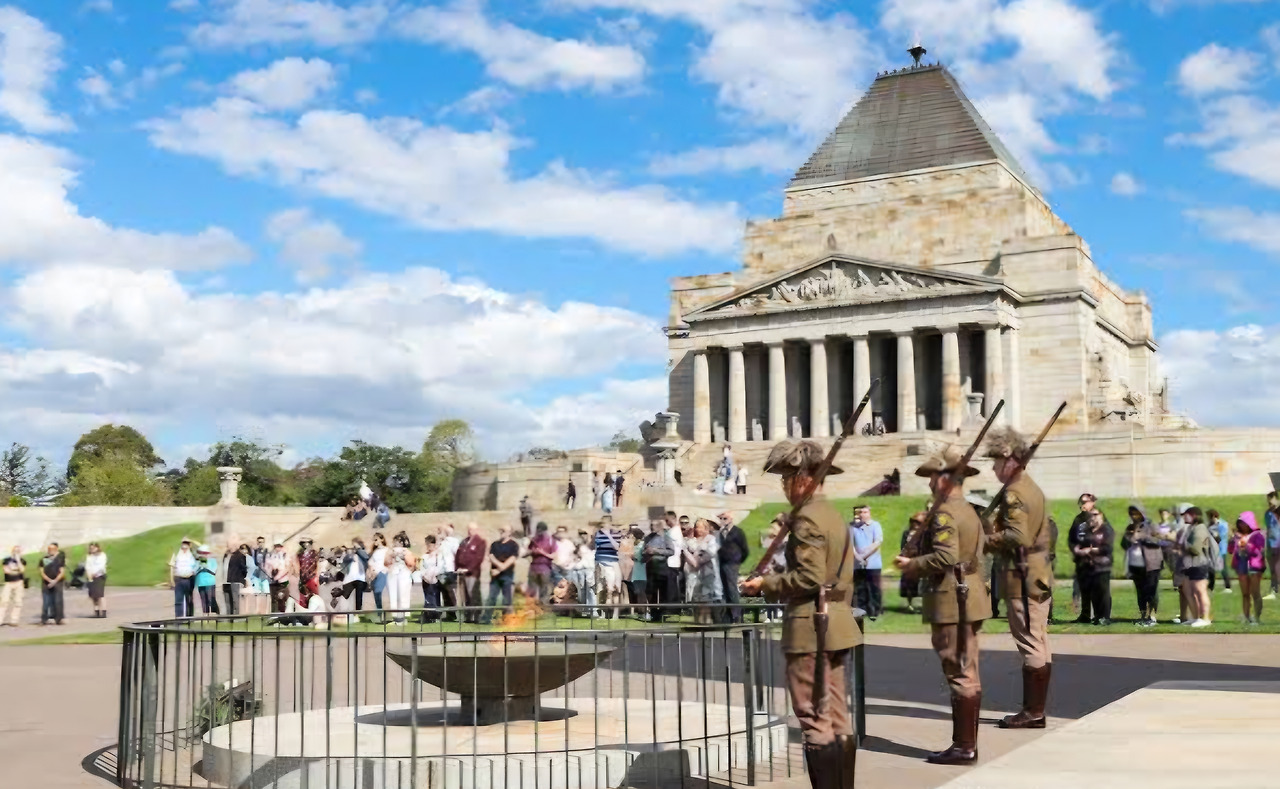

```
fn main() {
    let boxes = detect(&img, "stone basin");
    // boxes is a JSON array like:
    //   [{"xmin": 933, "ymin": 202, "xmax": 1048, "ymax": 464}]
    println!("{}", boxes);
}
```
[{"xmin": 385, "ymin": 637, "xmax": 616, "ymax": 724}]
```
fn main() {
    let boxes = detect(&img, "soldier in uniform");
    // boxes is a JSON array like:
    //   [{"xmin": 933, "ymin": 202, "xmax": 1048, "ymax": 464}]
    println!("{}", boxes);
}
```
[
  {"xmin": 893, "ymin": 446, "xmax": 990, "ymax": 765},
  {"xmin": 740, "ymin": 439, "xmax": 858, "ymax": 788},
  {"xmin": 984, "ymin": 427, "xmax": 1054, "ymax": 729}
]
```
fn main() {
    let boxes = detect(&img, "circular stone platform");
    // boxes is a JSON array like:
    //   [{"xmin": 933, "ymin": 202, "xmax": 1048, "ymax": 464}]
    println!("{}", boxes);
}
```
[{"xmin": 203, "ymin": 698, "xmax": 788, "ymax": 789}]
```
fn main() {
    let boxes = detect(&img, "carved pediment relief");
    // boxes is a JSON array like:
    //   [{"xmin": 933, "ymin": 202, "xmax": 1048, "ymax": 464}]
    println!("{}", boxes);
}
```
[{"xmin": 687, "ymin": 255, "xmax": 1004, "ymax": 319}]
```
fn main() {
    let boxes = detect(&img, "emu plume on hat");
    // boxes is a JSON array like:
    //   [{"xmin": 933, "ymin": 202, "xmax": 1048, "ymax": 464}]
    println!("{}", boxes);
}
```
[
  {"xmin": 763, "ymin": 439, "xmax": 843, "ymax": 476},
  {"xmin": 914, "ymin": 445, "xmax": 980, "ymax": 478},
  {"xmin": 983, "ymin": 426, "xmax": 1030, "ymax": 460}
]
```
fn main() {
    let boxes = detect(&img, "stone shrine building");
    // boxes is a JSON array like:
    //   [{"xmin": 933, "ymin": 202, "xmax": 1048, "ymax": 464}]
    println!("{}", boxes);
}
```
[{"xmin": 668, "ymin": 57, "xmax": 1167, "ymax": 446}]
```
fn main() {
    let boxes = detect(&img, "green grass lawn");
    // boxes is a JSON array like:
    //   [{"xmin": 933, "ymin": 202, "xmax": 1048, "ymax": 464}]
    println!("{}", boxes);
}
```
[
  {"xmin": 20, "ymin": 522, "xmax": 202, "ymax": 587},
  {"xmin": 737, "ymin": 493, "xmax": 1270, "ymax": 580}
]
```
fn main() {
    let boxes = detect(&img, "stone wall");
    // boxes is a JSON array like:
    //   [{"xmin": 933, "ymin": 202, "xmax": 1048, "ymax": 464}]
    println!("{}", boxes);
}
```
[
  {"xmin": 0, "ymin": 506, "xmax": 210, "ymax": 554},
  {"xmin": 451, "ymin": 450, "xmax": 651, "ymax": 513}
]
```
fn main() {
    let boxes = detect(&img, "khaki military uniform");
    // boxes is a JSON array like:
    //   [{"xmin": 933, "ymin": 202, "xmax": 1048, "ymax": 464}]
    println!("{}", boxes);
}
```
[
  {"xmin": 986, "ymin": 473, "xmax": 1053, "ymax": 669},
  {"xmin": 762, "ymin": 496, "xmax": 860, "ymax": 746},
  {"xmin": 906, "ymin": 487, "xmax": 991, "ymax": 699}
]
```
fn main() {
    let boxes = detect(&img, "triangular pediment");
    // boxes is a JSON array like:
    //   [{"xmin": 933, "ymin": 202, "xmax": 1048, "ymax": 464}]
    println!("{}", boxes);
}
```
[{"xmin": 684, "ymin": 254, "xmax": 1012, "ymax": 321}]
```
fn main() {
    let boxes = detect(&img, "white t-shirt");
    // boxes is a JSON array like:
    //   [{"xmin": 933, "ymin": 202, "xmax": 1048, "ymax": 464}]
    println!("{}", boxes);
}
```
[
  {"xmin": 438, "ymin": 535, "xmax": 459, "ymax": 573},
  {"xmin": 171, "ymin": 549, "xmax": 197, "ymax": 578},
  {"xmin": 85, "ymin": 553, "xmax": 107, "ymax": 578},
  {"xmin": 343, "ymin": 551, "xmax": 365, "ymax": 584},
  {"xmin": 667, "ymin": 528, "xmax": 685, "ymax": 569},
  {"xmin": 368, "ymin": 546, "xmax": 386, "ymax": 576},
  {"xmin": 735, "ymin": 467, "xmax": 748, "ymax": 486},
  {"xmin": 554, "ymin": 537, "xmax": 576, "ymax": 569}
]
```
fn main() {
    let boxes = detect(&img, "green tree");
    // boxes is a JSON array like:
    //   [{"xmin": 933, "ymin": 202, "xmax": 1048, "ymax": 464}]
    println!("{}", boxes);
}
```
[
  {"xmin": 604, "ymin": 430, "xmax": 642, "ymax": 454},
  {"xmin": 60, "ymin": 453, "xmax": 172, "ymax": 506},
  {"xmin": 0, "ymin": 443, "xmax": 63, "ymax": 502},
  {"xmin": 422, "ymin": 419, "xmax": 475, "ymax": 472},
  {"xmin": 169, "ymin": 461, "xmax": 221, "ymax": 507},
  {"xmin": 67, "ymin": 424, "xmax": 164, "ymax": 479},
  {"xmin": 205, "ymin": 439, "xmax": 296, "ymax": 505},
  {"xmin": 303, "ymin": 440, "xmax": 453, "ymax": 513}
]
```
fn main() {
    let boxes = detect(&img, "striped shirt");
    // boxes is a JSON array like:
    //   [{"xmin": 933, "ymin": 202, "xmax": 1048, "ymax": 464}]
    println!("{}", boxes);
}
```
[{"xmin": 594, "ymin": 529, "xmax": 620, "ymax": 564}]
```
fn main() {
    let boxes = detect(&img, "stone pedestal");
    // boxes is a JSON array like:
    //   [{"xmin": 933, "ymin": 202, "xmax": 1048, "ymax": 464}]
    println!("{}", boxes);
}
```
[{"xmin": 206, "ymin": 466, "xmax": 243, "ymax": 549}]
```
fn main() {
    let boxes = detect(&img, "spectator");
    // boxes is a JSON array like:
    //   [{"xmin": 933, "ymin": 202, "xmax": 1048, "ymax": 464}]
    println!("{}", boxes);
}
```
[
  {"xmin": 565, "ymin": 478, "xmax": 576, "ymax": 509},
  {"xmin": 223, "ymin": 543, "xmax": 249, "ymax": 616},
  {"xmin": 735, "ymin": 465, "xmax": 749, "ymax": 495},
  {"xmin": 526, "ymin": 522, "xmax": 557, "ymax": 604},
  {"xmin": 1230, "ymin": 512, "xmax": 1267, "ymax": 624},
  {"xmin": 1120, "ymin": 504, "xmax": 1163, "ymax": 626},
  {"xmin": 1265, "ymin": 492, "xmax": 1280, "ymax": 600},
  {"xmin": 571, "ymin": 530, "xmax": 597, "ymax": 610},
  {"xmin": 1067, "ymin": 494, "xmax": 1097, "ymax": 623},
  {"xmin": 594, "ymin": 517, "xmax": 623, "ymax": 619},
  {"xmin": 296, "ymin": 538, "xmax": 320, "ymax": 597},
  {"xmin": 552, "ymin": 526, "xmax": 576, "ymax": 586},
  {"xmin": 1075, "ymin": 510, "xmax": 1114, "ymax": 625},
  {"xmin": 169, "ymin": 537, "xmax": 198, "ymax": 618},
  {"xmin": 483, "ymin": 526, "xmax": 520, "ymax": 623},
  {"xmin": 39, "ymin": 543, "xmax": 66, "ymax": 626},
  {"xmin": 1178, "ymin": 506, "xmax": 1214, "ymax": 627},
  {"xmin": 683, "ymin": 518, "xmax": 723, "ymax": 625},
  {"xmin": 614, "ymin": 471, "xmax": 625, "ymax": 507},
  {"xmin": 367, "ymin": 533, "xmax": 388, "ymax": 619},
  {"xmin": 670, "ymin": 514, "xmax": 688, "ymax": 611},
  {"xmin": 849, "ymin": 503, "xmax": 884, "ymax": 620},
  {"xmin": 1207, "ymin": 509, "xmax": 1232, "ymax": 594},
  {"xmin": 626, "ymin": 527, "xmax": 647, "ymax": 617},
  {"xmin": 899, "ymin": 513, "xmax": 926, "ymax": 613},
  {"xmin": 642, "ymin": 517, "xmax": 674, "ymax": 622},
  {"xmin": 1, "ymin": 546, "xmax": 25, "ymax": 627},
  {"xmin": 251, "ymin": 536, "xmax": 270, "ymax": 615},
  {"xmin": 374, "ymin": 497, "xmax": 392, "ymax": 529},
  {"xmin": 454, "ymin": 524, "xmax": 488, "ymax": 624},
  {"xmin": 716, "ymin": 512, "xmax": 749, "ymax": 623},
  {"xmin": 330, "ymin": 539, "xmax": 368, "ymax": 612},
  {"xmin": 275, "ymin": 587, "xmax": 330, "ymax": 629},
  {"xmin": 418, "ymin": 536, "xmax": 445, "ymax": 623},
  {"xmin": 550, "ymin": 577, "xmax": 579, "ymax": 613},
  {"xmin": 194, "ymin": 545, "xmax": 220, "ymax": 615},
  {"xmin": 601, "ymin": 474, "xmax": 615, "ymax": 514},
  {"xmin": 264, "ymin": 541, "xmax": 293, "ymax": 614},
  {"xmin": 84, "ymin": 542, "xmax": 108, "ymax": 619},
  {"xmin": 385, "ymin": 532, "xmax": 417, "ymax": 625},
  {"xmin": 436, "ymin": 525, "xmax": 460, "ymax": 617},
  {"xmin": 591, "ymin": 472, "xmax": 602, "ymax": 509},
  {"xmin": 1167, "ymin": 503, "xmax": 1193, "ymax": 623},
  {"xmin": 345, "ymin": 497, "xmax": 369, "ymax": 521},
  {"xmin": 519, "ymin": 496, "xmax": 534, "ymax": 538}
]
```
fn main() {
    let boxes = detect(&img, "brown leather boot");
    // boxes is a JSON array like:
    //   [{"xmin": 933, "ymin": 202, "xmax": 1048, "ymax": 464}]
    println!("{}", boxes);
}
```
[
  {"xmin": 999, "ymin": 665, "xmax": 1049, "ymax": 729},
  {"xmin": 927, "ymin": 693, "xmax": 980, "ymax": 765},
  {"xmin": 802, "ymin": 735, "xmax": 857, "ymax": 789}
]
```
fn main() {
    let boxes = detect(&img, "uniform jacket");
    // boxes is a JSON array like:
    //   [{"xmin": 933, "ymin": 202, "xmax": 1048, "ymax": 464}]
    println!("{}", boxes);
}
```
[
  {"xmin": 908, "ymin": 487, "xmax": 992, "ymax": 625},
  {"xmin": 761, "ymin": 496, "xmax": 861, "ymax": 654},
  {"xmin": 985, "ymin": 473, "xmax": 1053, "ymax": 602}
]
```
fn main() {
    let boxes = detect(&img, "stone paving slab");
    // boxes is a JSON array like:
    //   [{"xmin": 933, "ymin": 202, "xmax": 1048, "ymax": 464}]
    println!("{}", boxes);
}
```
[{"xmin": 937, "ymin": 681, "xmax": 1280, "ymax": 789}]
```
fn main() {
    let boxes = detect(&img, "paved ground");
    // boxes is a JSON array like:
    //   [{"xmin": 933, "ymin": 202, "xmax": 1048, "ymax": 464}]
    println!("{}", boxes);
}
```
[
  {"xmin": 0, "ymin": 586, "xmax": 171, "ymax": 642},
  {"xmin": 4, "ymin": 623, "xmax": 1280, "ymax": 789}
]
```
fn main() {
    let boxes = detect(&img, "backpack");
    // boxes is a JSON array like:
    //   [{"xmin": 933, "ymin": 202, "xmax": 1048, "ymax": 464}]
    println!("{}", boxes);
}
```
[{"xmin": 1205, "ymin": 530, "xmax": 1222, "ymax": 571}]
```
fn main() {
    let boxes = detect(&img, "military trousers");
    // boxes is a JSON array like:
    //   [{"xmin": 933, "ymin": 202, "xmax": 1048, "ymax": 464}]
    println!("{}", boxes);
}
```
[
  {"xmin": 930, "ymin": 622, "xmax": 983, "ymax": 699},
  {"xmin": 1007, "ymin": 595, "xmax": 1052, "ymax": 669},
  {"xmin": 784, "ymin": 649, "xmax": 853, "ymax": 746}
]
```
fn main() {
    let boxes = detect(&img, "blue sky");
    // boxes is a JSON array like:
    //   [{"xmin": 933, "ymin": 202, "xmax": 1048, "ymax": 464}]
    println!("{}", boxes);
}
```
[{"xmin": 0, "ymin": 0, "xmax": 1277, "ymax": 470}]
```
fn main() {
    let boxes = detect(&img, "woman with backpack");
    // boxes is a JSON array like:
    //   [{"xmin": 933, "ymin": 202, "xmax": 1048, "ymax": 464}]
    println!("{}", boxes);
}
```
[{"xmin": 1177, "ymin": 506, "xmax": 1215, "ymax": 628}]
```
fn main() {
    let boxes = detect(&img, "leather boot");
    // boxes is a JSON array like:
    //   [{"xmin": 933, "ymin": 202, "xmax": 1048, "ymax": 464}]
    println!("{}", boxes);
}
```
[
  {"xmin": 927, "ymin": 693, "xmax": 979, "ymax": 765},
  {"xmin": 835, "ymin": 734, "xmax": 858, "ymax": 788},
  {"xmin": 999, "ymin": 665, "xmax": 1048, "ymax": 729},
  {"xmin": 803, "ymin": 736, "xmax": 858, "ymax": 789}
]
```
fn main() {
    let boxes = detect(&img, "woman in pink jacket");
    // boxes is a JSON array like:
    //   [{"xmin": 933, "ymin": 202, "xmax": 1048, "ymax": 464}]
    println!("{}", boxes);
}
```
[{"xmin": 1230, "ymin": 512, "xmax": 1267, "ymax": 624}]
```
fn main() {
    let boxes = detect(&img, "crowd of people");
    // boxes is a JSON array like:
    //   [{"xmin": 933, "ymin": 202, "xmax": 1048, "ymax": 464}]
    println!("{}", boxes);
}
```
[{"xmin": 1, "ymin": 541, "xmax": 108, "ymax": 627}]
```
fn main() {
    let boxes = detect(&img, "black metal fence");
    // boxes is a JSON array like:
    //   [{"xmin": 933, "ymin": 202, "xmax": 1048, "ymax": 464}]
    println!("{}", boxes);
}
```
[{"xmin": 115, "ymin": 604, "xmax": 862, "ymax": 789}]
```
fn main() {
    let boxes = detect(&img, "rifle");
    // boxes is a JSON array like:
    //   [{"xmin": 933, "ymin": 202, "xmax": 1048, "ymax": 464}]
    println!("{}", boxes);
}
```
[
  {"xmin": 900, "ymin": 400, "xmax": 1005, "ymax": 562},
  {"xmin": 745, "ymin": 378, "xmax": 881, "ymax": 582},
  {"xmin": 981, "ymin": 401, "xmax": 1067, "ymax": 633}
]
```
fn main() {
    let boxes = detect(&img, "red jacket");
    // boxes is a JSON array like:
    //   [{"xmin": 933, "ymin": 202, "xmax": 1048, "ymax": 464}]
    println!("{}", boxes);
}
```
[{"xmin": 455, "ymin": 535, "xmax": 488, "ymax": 575}]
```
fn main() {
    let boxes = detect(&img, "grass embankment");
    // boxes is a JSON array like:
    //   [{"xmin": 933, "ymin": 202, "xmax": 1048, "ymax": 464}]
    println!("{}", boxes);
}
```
[
  {"xmin": 736, "ymin": 494, "xmax": 1268, "ymax": 580},
  {"xmin": 20, "ymin": 522, "xmax": 202, "ymax": 587}
]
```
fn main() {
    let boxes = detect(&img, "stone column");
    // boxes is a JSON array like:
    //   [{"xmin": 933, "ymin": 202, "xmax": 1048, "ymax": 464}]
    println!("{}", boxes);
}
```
[
  {"xmin": 809, "ymin": 338, "xmax": 830, "ymax": 438},
  {"xmin": 896, "ymin": 331, "xmax": 917, "ymax": 433},
  {"xmin": 984, "ymin": 324, "xmax": 1005, "ymax": 420},
  {"xmin": 1005, "ymin": 328, "xmax": 1022, "ymax": 430},
  {"xmin": 217, "ymin": 467, "xmax": 243, "ymax": 505},
  {"xmin": 727, "ymin": 345, "xmax": 747, "ymax": 443},
  {"xmin": 768, "ymin": 342, "xmax": 787, "ymax": 440},
  {"xmin": 693, "ymin": 350, "xmax": 712, "ymax": 444},
  {"xmin": 851, "ymin": 334, "xmax": 872, "ymax": 435},
  {"xmin": 941, "ymin": 327, "xmax": 963, "ymax": 431}
]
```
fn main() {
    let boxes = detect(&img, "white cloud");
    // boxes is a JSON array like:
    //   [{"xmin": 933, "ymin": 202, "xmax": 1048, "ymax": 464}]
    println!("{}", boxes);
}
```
[
  {"xmin": 0, "ymin": 133, "xmax": 250, "ymax": 270},
  {"xmin": 441, "ymin": 84, "xmax": 513, "ymax": 117},
  {"xmin": 1171, "ymin": 95, "xmax": 1280, "ymax": 189},
  {"xmin": 265, "ymin": 207, "xmax": 361, "ymax": 283},
  {"xmin": 227, "ymin": 57, "xmax": 336, "ymax": 110},
  {"xmin": 143, "ymin": 98, "xmax": 741, "ymax": 256},
  {"xmin": 399, "ymin": 1, "xmax": 645, "ymax": 92},
  {"xmin": 354, "ymin": 87, "xmax": 377, "ymax": 104},
  {"xmin": 0, "ymin": 264, "xmax": 666, "ymax": 461},
  {"xmin": 1161, "ymin": 324, "xmax": 1280, "ymax": 428},
  {"xmin": 648, "ymin": 138, "xmax": 807, "ymax": 176},
  {"xmin": 1186, "ymin": 207, "xmax": 1280, "ymax": 256},
  {"xmin": 1177, "ymin": 43, "xmax": 1263, "ymax": 96},
  {"xmin": 81, "ymin": 0, "xmax": 113, "ymax": 13},
  {"xmin": 77, "ymin": 68, "xmax": 116, "ymax": 108},
  {"xmin": 170, "ymin": 0, "xmax": 200, "ymax": 10},
  {"xmin": 1109, "ymin": 171, "xmax": 1142, "ymax": 196},
  {"xmin": 191, "ymin": 0, "xmax": 389, "ymax": 48},
  {"xmin": 0, "ymin": 6, "xmax": 73, "ymax": 133}
]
